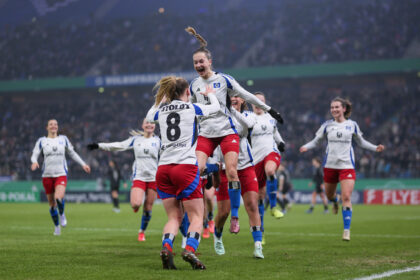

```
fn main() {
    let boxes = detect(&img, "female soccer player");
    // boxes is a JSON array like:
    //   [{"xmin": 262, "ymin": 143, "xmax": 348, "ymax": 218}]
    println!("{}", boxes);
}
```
[
  {"xmin": 146, "ymin": 75, "xmax": 220, "ymax": 270},
  {"xmin": 186, "ymin": 27, "xmax": 284, "ymax": 232},
  {"xmin": 300, "ymin": 97, "xmax": 385, "ymax": 241},
  {"xmin": 87, "ymin": 119, "xmax": 160, "ymax": 242},
  {"xmin": 306, "ymin": 157, "xmax": 329, "ymax": 214},
  {"xmin": 31, "ymin": 119, "xmax": 91, "ymax": 236},
  {"xmin": 212, "ymin": 95, "xmax": 264, "ymax": 259},
  {"xmin": 250, "ymin": 92, "xmax": 285, "ymax": 244}
]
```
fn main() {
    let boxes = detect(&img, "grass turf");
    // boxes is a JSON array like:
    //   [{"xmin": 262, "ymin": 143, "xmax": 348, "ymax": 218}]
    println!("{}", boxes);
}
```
[{"xmin": 0, "ymin": 203, "xmax": 419, "ymax": 280}]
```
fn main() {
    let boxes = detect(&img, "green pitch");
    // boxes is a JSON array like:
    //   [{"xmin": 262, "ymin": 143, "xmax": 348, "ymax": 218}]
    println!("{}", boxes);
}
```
[{"xmin": 1, "ymin": 203, "xmax": 419, "ymax": 280}]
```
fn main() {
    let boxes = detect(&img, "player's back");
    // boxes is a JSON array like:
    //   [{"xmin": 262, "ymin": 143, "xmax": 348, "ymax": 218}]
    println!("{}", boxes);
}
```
[{"xmin": 155, "ymin": 100, "xmax": 198, "ymax": 165}]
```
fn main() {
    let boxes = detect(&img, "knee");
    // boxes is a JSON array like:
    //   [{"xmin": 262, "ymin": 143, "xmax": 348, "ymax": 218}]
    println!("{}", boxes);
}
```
[
  {"xmin": 225, "ymin": 166, "xmax": 238, "ymax": 180},
  {"xmin": 341, "ymin": 194, "xmax": 351, "ymax": 204},
  {"xmin": 265, "ymin": 169, "xmax": 276, "ymax": 178}
]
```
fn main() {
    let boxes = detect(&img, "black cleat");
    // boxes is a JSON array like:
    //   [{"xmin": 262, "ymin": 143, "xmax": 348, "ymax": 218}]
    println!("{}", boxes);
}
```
[
  {"xmin": 160, "ymin": 247, "xmax": 177, "ymax": 270},
  {"xmin": 181, "ymin": 250, "xmax": 206, "ymax": 270}
]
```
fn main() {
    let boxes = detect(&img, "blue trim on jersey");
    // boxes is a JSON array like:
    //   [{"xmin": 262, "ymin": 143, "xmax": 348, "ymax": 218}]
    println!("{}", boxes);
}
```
[
  {"xmin": 222, "ymin": 75, "xmax": 233, "ymax": 90},
  {"xmin": 177, "ymin": 168, "xmax": 200, "ymax": 200},
  {"xmin": 133, "ymin": 164, "xmax": 137, "ymax": 178},
  {"xmin": 129, "ymin": 138, "xmax": 135, "ymax": 147},
  {"xmin": 228, "ymin": 117, "xmax": 238, "ymax": 134},
  {"xmin": 63, "ymin": 160, "xmax": 68, "ymax": 175},
  {"xmin": 193, "ymin": 104, "xmax": 203, "ymax": 116},
  {"xmin": 157, "ymin": 188, "xmax": 176, "ymax": 199},
  {"xmin": 39, "ymin": 140, "xmax": 43, "ymax": 149},
  {"xmin": 246, "ymin": 142, "xmax": 254, "ymax": 164},
  {"xmin": 192, "ymin": 118, "xmax": 197, "ymax": 146},
  {"xmin": 154, "ymin": 111, "xmax": 159, "ymax": 121},
  {"xmin": 350, "ymin": 150, "xmax": 355, "ymax": 168},
  {"xmin": 189, "ymin": 84, "xmax": 194, "ymax": 96},
  {"xmin": 323, "ymin": 147, "xmax": 329, "ymax": 167},
  {"xmin": 354, "ymin": 123, "xmax": 358, "ymax": 135},
  {"xmin": 64, "ymin": 136, "xmax": 68, "ymax": 147}
]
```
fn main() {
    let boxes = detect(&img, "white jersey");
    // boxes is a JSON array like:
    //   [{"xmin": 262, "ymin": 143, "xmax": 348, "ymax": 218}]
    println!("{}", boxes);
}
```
[
  {"xmin": 302, "ymin": 119, "xmax": 378, "ymax": 169},
  {"xmin": 250, "ymin": 112, "xmax": 283, "ymax": 164},
  {"xmin": 98, "ymin": 135, "xmax": 160, "ymax": 182},
  {"xmin": 31, "ymin": 135, "xmax": 86, "ymax": 178},
  {"xmin": 215, "ymin": 108, "xmax": 256, "ymax": 170},
  {"xmin": 190, "ymin": 72, "xmax": 270, "ymax": 138},
  {"xmin": 146, "ymin": 93, "xmax": 220, "ymax": 165}
]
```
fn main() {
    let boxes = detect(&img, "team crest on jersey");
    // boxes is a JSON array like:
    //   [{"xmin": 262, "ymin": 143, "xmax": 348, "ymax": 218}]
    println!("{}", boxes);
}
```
[
  {"xmin": 261, "ymin": 125, "xmax": 267, "ymax": 131},
  {"xmin": 337, "ymin": 132, "xmax": 342, "ymax": 138},
  {"xmin": 213, "ymin": 82, "xmax": 221, "ymax": 88}
]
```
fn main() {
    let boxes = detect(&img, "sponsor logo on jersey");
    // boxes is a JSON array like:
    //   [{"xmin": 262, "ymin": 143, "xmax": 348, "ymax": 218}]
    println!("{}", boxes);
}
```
[
  {"xmin": 337, "ymin": 132, "xmax": 342, "ymax": 138},
  {"xmin": 213, "ymin": 82, "xmax": 221, "ymax": 88},
  {"xmin": 196, "ymin": 88, "xmax": 201, "ymax": 92},
  {"xmin": 144, "ymin": 149, "xmax": 149, "ymax": 154},
  {"xmin": 53, "ymin": 146, "xmax": 57, "ymax": 151},
  {"xmin": 261, "ymin": 125, "xmax": 267, "ymax": 131}
]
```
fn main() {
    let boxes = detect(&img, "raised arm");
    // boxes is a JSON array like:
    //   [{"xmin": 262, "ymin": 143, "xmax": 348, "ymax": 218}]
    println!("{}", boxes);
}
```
[
  {"xmin": 98, "ymin": 137, "xmax": 135, "ymax": 152},
  {"xmin": 193, "ymin": 86, "xmax": 221, "ymax": 116},
  {"xmin": 228, "ymin": 76, "xmax": 284, "ymax": 123},
  {"xmin": 230, "ymin": 109, "xmax": 256, "ymax": 129}
]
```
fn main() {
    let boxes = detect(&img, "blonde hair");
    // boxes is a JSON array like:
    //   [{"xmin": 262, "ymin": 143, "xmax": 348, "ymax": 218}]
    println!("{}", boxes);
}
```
[
  {"xmin": 185, "ymin": 26, "xmax": 212, "ymax": 60},
  {"xmin": 129, "ymin": 129, "xmax": 144, "ymax": 136},
  {"xmin": 153, "ymin": 76, "xmax": 189, "ymax": 106},
  {"xmin": 332, "ymin": 97, "xmax": 352, "ymax": 119}
]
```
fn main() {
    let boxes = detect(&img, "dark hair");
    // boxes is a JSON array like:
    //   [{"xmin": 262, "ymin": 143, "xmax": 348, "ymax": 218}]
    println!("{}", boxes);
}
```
[
  {"xmin": 153, "ymin": 76, "xmax": 189, "ymax": 106},
  {"xmin": 254, "ymin": 92, "xmax": 265, "ymax": 97},
  {"xmin": 332, "ymin": 97, "xmax": 352, "ymax": 119},
  {"xmin": 185, "ymin": 26, "xmax": 212, "ymax": 60}
]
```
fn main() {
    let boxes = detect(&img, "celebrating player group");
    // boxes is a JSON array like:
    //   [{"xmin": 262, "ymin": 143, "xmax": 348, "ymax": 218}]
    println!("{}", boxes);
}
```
[{"xmin": 30, "ymin": 27, "xmax": 385, "ymax": 270}]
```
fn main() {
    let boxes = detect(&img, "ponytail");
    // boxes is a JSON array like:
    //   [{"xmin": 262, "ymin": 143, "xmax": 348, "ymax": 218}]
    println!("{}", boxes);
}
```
[
  {"xmin": 185, "ymin": 26, "xmax": 212, "ymax": 60},
  {"xmin": 153, "ymin": 76, "xmax": 189, "ymax": 106}
]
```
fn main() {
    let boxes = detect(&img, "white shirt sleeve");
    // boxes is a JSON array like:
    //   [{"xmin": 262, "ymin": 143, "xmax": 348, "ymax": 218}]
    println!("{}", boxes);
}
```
[
  {"xmin": 192, "ymin": 93, "xmax": 220, "ymax": 116},
  {"xmin": 31, "ymin": 138, "xmax": 42, "ymax": 164},
  {"xmin": 230, "ymin": 108, "xmax": 256, "ymax": 129},
  {"xmin": 98, "ymin": 137, "xmax": 135, "ymax": 152},
  {"xmin": 352, "ymin": 122, "xmax": 377, "ymax": 151},
  {"xmin": 302, "ymin": 124, "xmax": 326, "ymax": 150},
  {"xmin": 145, "ymin": 104, "xmax": 160, "ymax": 123},
  {"xmin": 274, "ymin": 129, "xmax": 285, "ymax": 145},
  {"xmin": 228, "ymin": 76, "xmax": 271, "ymax": 112},
  {"xmin": 64, "ymin": 136, "xmax": 86, "ymax": 167}
]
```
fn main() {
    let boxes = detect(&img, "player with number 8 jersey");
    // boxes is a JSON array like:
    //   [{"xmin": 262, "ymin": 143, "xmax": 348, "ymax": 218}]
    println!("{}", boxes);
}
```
[{"xmin": 146, "ymin": 76, "xmax": 220, "ymax": 270}]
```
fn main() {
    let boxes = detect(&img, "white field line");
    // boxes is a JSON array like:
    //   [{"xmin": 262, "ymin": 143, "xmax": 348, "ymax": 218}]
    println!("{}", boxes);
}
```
[
  {"xmin": 6, "ymin": 226, "xmax": 420, "ymax": 239},
  {"xmin": 352, "ymin": 265, "xmax": 420, "ymax": 280},
  {"xmin": 266, "ymin": 231, "xmax": 420, "ymax": 239}
]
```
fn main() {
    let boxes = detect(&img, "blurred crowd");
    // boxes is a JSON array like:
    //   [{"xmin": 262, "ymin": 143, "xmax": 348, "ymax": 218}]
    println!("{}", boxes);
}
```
[
  {"xmin": 1, "ymin": 0, "xmax": 419, "ymax": 80},
  {"xmin": 1, "ymin": 76, "xmax": 419, "ymax": 180}
]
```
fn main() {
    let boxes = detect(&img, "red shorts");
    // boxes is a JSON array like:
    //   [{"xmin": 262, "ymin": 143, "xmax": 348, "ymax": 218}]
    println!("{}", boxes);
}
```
[
  {"xmin": 216, "ymin": 166, "xmax": 259, "ymax": 201},
  {"xmin": 42, "ymin": 176, "xmax": 67, "ymax": 195},
  {"xmin": 156, "ymin": 164, "xmax": 203, "ymax": 201},
  {"xmin": 254, "ymin": 152, "xmax": 282, "ymax": 189},
  {"xmin": 132, "ymin": 180, "xmax": 157, "ymax": 191},
  {"xmin": 323, "ymin": 168, "xmax": 356, "ymax": 184},
  {"xmin": 196, "ymin": 134, "xmax": 240, "ymax": 157}
]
